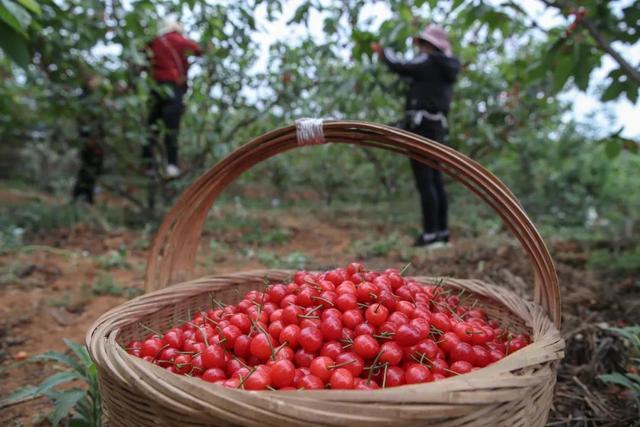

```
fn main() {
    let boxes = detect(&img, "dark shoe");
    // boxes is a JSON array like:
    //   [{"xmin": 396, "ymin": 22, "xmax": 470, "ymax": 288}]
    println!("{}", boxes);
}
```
[
  {"xmin": 437, "ymin": 229, "xmax": 450, "ymax": 243},
  {"xmin": 414, "ymin": 232, "xmax": 440, "ymax": 247},
  {"xmin": 414, "ymin": 230, "xmax": 450, "ymax": 248}
]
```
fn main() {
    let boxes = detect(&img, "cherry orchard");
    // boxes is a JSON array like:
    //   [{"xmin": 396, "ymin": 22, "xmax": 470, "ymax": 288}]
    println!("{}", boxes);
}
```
[{"xmin": 125, "ymin": 263, "xmax": 530, "ymax": 390}]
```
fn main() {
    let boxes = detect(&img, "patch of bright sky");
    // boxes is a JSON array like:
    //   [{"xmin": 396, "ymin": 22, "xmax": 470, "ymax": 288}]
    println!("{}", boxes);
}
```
[
  {"xmin": 249, "ymin": 0, "xmax": 638, "ymax": 138},
  {"xmin": 93, "ymin": 0, "xmax": 638, "ymax": 138}
]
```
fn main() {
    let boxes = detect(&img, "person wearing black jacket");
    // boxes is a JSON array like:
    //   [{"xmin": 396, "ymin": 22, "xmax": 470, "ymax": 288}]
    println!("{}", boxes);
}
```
[
  {"xmin": 72, "ymin": 76, "xmax": 105, "ymax": 205},
  {"xmin": 372, "ymin": 25, "xmax": 460, "ymax": 247}
]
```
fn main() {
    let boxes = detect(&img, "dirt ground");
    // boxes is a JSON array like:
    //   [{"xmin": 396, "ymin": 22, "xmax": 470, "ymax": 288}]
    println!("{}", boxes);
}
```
[{"xmin": 0, "ymin": 191, "xmax": 639, "ymax": 426}]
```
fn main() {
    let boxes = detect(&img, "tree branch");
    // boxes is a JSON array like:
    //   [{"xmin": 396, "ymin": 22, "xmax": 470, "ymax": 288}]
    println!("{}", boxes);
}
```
[
  {"xmin": 540, "ymin": 0, "xmax": 640, "ymax": 84},
  {"xmin": 580, "ymin": 19, "xmax": 640, "ymax": 84}
]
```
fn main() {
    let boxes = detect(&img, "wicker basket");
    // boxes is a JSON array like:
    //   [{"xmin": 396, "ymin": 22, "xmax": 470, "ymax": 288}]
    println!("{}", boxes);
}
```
[{"xmin": 87, "ymin": 120, "xmax": 564, "ymax": 426}]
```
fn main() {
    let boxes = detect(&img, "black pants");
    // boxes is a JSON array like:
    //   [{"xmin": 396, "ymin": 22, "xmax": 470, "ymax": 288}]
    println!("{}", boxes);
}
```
[
  {"xmin": 408, "ymin": 121, "xmax": 448, "ymax": 234},
  {"xmin": 72, "ymin": 142, "xmax": 104, "ymax": 205},
  {"xmin": 143, "ymin": 82, "xmax": 185, "ymax": 166}
]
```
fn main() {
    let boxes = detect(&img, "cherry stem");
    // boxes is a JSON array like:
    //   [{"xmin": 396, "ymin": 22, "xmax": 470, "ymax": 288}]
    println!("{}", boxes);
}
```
[
  {"xmin": 266, "ymin": 385, "xmax": 277, "ymax": 391},
  {"xmin": 138, "ymin": 323, "xmax": 163, "ymax": 337},
  {"xmin": 297, "ymin": 314, "xmax": 320, "ymax": 319},
  {"xmin": 382, "ymin": 362, "xmax": 389, "ymax": 389},
  {"xmin": 237, "ymin": 368, "xmax": 257, "ymax": 389},
  {"xmin": 373, "ymin": 333, "xmax": 394, "ymax": 340},
  {"xmin": 209, "ymin": 293, "xmax": 226, "ymax": 308},
  {"xmin": 367, "ymin": 350, "xmax": 384, "ymax": 384},
  {"xmin": 410, "ymin": 353, "xmax": 432, "ymax": 367},
  {"xmin": 328, "ymin": 360, "xmax": 355, "ymax": 369},
  {"xmin": 305, "ymin": 304, "xmax": 324, "ymax": 315},
  {"xmin": 429, "ymin": 325, "xmax": 444, "ymax": 336},
  {"xmin": 399, "ymin": 262, "xmax": 412, "ymax": 275},
  {"xmin": 311, "ymin": 296, "xmax": 334, "ymax": 307},
  {"xmin": 152, "ymin": 344, "xmax": 169, "ymax": 362}
]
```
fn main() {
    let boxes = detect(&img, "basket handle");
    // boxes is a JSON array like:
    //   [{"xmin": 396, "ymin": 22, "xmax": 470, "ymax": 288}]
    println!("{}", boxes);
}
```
[{"xmin": 144, "ymin": 120, "xmax": 561, "ymax": 327}]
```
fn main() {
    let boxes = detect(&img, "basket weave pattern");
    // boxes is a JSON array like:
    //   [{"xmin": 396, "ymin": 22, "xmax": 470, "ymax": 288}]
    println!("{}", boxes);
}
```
[{"xmin": 87, "ymin": 121, "xmax": 564, "ymax": 426}]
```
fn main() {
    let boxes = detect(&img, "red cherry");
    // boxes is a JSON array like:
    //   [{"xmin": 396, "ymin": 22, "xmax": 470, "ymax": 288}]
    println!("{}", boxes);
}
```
[
  {"xmin": 335, "ymin": 351, "xmax": 364, "ymax": 376},
  {"xmin": 395, "ymin": 324, "xmax": 421, "ymax": 347},
  {"xmin": 174, "ymin": 354, "xmax": 193, "ymax": 374},
  {"xmin": 381, "ymin": 366, "xmax": 405, "ymax": 387},
  {"xmin": 282, "ymin": 305, "xmax": 303, "ymax": 325},
  {"xmin": 431, "ymin": 312, "xmax": 453, "ymax": 332},
  {"xmin": 379, "ymin": 341, "xmax": 403, "ymax": 366},
  {"xmin": 274, "ymin": 345, "xmax": 294, "ymax": 361},
  {"xmin": 268, "ymin": 320, "xmax": 285, "ymax": 341},
  {"xmin": 141, "ymin": 338, "xmax": 164, "ymax": 359},
  {"xmin": 233, "ymin": 334, "xmax": 251, "ymax": 358},
  {"xmin": 202, "ymin": 344, "xmax": 226, "ymax": 369},
  {"xmin": 321, "ymin": 308, "xmax": 342, "ymax": 321},
  {"xmin": 157, "ymin": 347, "xmax": 179, "ymax": 368},
  {"xmin": 229, "ymin": 313, "xmax": 251, "ymax": 334},
  {"xmin": 243, "ymin": 369, "xmax": 271, "ymax": 390},
  {"xmin": 271, "ymin": 359, "xmax": 295, "ymax": 388},
  {"xmin": 450, "ymin": 342, "xmax": 476, "ymax": 365},
  {"xmin": 162, "ymin": 329, "xmax": 183, "ymax": 349},
  {"xmin": 221, "ymin": 325, "xmax": 242, "ymax": 349},
  {"xmin": 320, "ymin": 341, "xmax": 343, "ymax": 360},
  {"xmin": 299, "ymin": 326, "xmax": 323, "ymax": 353},
  {"xmin": 336, "ymin": 293, "xmax": 358, "ymax": 311},
  {"xmin": 299, "ymin": 375, "xmax": 325, "ymax": 390},
  {"xmin": 330, "ymin": 368, "xmax": 354, "ymax": 389},
  {"xmin": 388, "ymin": 311, "xmax": 409, "ymax": 326},
  {"xmin": 353, "ymin": 335, "xmax": 380, "ymax": 360},
  {"xmin": 202, "ymin": 368, "xmax": 226, "ymax": 382},
  {"xmin": 279, "ymin": 324, "xmax": 301, "ymax": 349},
  {"xmin": 342, "ymin": 309, "xmax": 364, "ymax": 329},
  {"xmin": 354, "ymin": 378, "xmax": 380, "ymax": 390},
  {"xmin": 310, "ymin": 356, "xmax": 335, "ymax": 382},
  {"xmin": 356, "ymin": 282, "xmax": 379, "ymax": 303},
  {"xmin": 472, "ymin": 345, "xmax": 491, "ymax": 367},
  {"xmin": 353, "ymin": 322, "xmax": 376, "ymax": 337},
  {"xmin": 346, "ymin": 262, "xmax": 364, "ymax": 276},
  {"xmin": 439, "ymin": 332, "xmax": 461, "ymax": 353},
  {"xmin": 250, "ymin": 333, "xmax": 273, "ymax": 361},
  {"xmin": 294, "ymin": 348, "xmax": 315, "ymax": 367},
  {"xmin": 320, "ymin": 316, "xmax": 343, "ymax": 341},
  {"xmin": 405, "ymin": 363, "xmax": 433, "ymax": 384},
  {"xmin": 450, "ymin": 360, "xmax": 473, "ymax": 375},
  {"xmin": 268, "ymin": 284, "xmax": 288, "ymax": 304},
  {"xmin": 365, "ymin": 304, "xmax": 389, "ymax": 326}
]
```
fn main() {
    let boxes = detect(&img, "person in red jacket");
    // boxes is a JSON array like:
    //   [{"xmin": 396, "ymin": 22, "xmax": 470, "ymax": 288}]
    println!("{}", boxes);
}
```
[{"xmin": 143, "ymin": 18, "xmax": 202, "ymax": 178}]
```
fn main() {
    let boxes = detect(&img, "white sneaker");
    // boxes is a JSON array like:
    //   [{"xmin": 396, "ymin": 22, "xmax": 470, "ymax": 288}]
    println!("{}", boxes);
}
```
[{"xmin": 166, "ymin": 164, "xmax": 181, "ymax": 178}]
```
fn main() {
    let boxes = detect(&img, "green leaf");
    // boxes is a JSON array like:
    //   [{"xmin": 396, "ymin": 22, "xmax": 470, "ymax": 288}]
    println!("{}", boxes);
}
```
[
  {"xmin": 551, "ymin": 54, "xmax": 573, "ymax": 93},
  {"xmin": 49, "ymin": 389, "xmax": 86, "ymax": 427},
  {"xmin": 16, "ymin": 0, "xmax": 40, "ymax": 15},
  {"xmin": 32, "ymin": 351, "xmax": 84, "ymax": 374},
  {"xmin": 35, "ymin": 371, "xmax": 82, "ymax": 396},
  {"xmin": 602, "ymin": 80, "xmax": 625, "ymax": 101},
  {"xmin": 605, "ymin": 139, "xmax": 622, "ymax": 158},
  {"xmin": 572, "ymin": 43, "xmax": 592, "ymax": 91},
  {"xmin": 1, "ymin": 0, "xmax": 31, "ymax": 31},
  {"xmin": 2, "ymin": 386, "xmax": 37, "ymax": 403},
  {"xmin": 0, "ymin": 23, "xmax": 29, "ymax": 67},
  {"xmin": 64, "ymin": 339, "xmax": 93, "ymax": 368},
  {"xmin": 69, "ymin": 418, "xmax": 93, "ymax": 427},
  {"xmin": 599, "ymin": 373, "xmax": 640, "ymax": 391},
  {"xmin": 624, "ymin": 82, "xmax": 638, "ymax": 104},
  {"xmin": 288, "ymin": 2, "xmax": 310, "ymax": 24},
  {"xmin": 0, "ymin": 4, "xmax": 24, "ymax": 34}
]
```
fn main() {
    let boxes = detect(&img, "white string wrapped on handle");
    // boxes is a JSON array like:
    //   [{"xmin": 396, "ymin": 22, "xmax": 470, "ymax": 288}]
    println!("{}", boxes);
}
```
[{"xmin": 295, "ymin": 118, "xmax": 325, "ymax": 146}]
